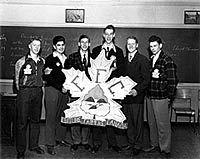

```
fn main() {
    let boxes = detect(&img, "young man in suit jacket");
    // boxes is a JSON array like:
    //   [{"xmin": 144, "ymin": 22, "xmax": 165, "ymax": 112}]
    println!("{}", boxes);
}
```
[
  {"xmin": 64, "ymin": 34, "xmax": 92, "ymax": 152},
  {"xmin": 90, "ymin": 25, "xmax": 125, "ymax": 154},
  {"xmin": 122, "ymin": 36, "xmax": 150, "ymax": 156}
]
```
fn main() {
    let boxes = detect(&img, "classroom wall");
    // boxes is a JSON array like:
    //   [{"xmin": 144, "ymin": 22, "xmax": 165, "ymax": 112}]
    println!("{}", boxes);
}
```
[{"xmin": 1, "ymin": 0, "xmax": 200, "ymax": 28}]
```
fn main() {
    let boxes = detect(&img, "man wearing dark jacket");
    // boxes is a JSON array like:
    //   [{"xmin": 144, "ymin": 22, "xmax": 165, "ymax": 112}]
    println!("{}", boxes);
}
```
[
  {"xmin": 122, "ymin": 36, "xmax": 150, "ymax": 156},
  {"xmin": 64, "ymin": 34, "xmax": 92, "ymax": 152},
  {"xmin": 90, "ymin": 25, "xmax": 125, "ymax": 154},
  {"xmin": 15, "ymin": 38, "xmax": 45, "ymax": 159},
  {"xmin": 42, "ymin": 36, "xmax": 70, "ymax": 155}
]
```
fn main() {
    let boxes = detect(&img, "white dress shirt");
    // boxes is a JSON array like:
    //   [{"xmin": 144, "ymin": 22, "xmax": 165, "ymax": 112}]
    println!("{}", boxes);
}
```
[
  {"xmin": 53, "ymin": 51, "xmax": 67, "ymax": 67},
  {"xmin": 128, "ymin": 50, "xmax": 137, "ymax": 62},
  {"xmin": 152, "ymin": 50, "xmax": 161, "ymax": 67},
  {"xmin": 80, "ymin": 50, "xmax": 88, "ymax": 65}
]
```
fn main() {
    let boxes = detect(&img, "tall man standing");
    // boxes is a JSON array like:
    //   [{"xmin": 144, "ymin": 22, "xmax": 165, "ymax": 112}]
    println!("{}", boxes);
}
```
[
  {"xmin": 145, "ymin": 35, "xmax": 178, "ymax": 157},
  {"xmin": 122, "ymin": 36, "xmax": 150, "ymax": 156},
  {"xmin": 91, "ymin": 25, "xmax": 125, "ymax": 154}
]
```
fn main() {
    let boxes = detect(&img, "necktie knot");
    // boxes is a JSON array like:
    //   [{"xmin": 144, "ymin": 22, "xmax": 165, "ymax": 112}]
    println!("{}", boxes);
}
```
[
  {"xmin": 129, "ymin": 54, "xmax": 132, "ymax": 62},
  {"xmin": 107, "ymin": 47, "xmax": 109, "ymax": 52},
  {"xmin": 83, "ymin": 54, "xmax": 86, "ymax": 65},
  {"xmin": 105, "ymin": 47, "xmax": 109, "ymax": 59},
  {"xmin": 82, "ymin": 54, "xmax": 87, "ymax": 70}
]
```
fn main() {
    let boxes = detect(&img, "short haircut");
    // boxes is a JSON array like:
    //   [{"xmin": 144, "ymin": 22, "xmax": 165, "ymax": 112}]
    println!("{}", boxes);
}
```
[
  {"xmin": 79, "ymin": 34, "xmax": 90, "ymax": 43},
  {"xmin": 28, "ymin": 37, "xmax": 42, "ymax": 44},
  {"xmin": 126, "ymin": 36, "xmax": 138, "ymax": 44},
  {"xmin": 148, "ymin": 35, "xmax": 162, "ymax": 44},
  {"xmin": 53, "ymin": 36, "xmax": 65, "ymax": 45},
  {"xmin": 103, "ymin": 25, "xmax": 116, "ymax": 34},
  {"xmin": 28, "ymin": 37, "xmax": 42, "ymax": 56}
]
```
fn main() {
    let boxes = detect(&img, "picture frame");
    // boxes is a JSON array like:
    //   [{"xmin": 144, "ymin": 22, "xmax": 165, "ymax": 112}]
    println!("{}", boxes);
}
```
[
  {"xmin": 184, "ymin": 10, "xmax": 200, "ymax": 24},
  {"xmin": 65, "ymin": 9, "xmax": 85, "ymax": 23}
]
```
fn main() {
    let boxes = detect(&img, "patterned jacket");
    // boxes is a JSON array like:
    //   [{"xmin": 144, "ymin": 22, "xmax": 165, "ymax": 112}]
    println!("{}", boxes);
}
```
[
  {"xmin": 147, "ymin": 51, "xmax": 178, "ymax": 99},
  {"xmin": 64, "ymin": 51, "xmax": 92, "ymax": 81},
  {"xmin": 15, "ymin": 54, "xmax": 44, "ymax": 90}
]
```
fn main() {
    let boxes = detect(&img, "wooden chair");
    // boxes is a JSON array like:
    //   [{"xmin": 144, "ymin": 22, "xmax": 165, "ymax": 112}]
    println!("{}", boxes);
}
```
[{"xmin": 172, "ymin": 88, "xmax": 195, "ymax": 131}]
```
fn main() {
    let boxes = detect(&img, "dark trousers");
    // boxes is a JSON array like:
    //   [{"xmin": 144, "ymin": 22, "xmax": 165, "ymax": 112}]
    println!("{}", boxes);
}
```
[
  {"xmin": 45, "ymin": 86, "xmax": 69, "ymax": 146},
  {"xmin": 123, "ymin": 103, "xmax": 144, "ymax": 149},
  {"xmin": 71, "ymin": 124, "xmax": 90, "ymax": 145},
  {"xmin": 16, "ymin": 87, "xmax": 42, "ymax": 153},
  {"xmin": 92, "ymin": 126, "xmax": 118, "ymax": 147}
]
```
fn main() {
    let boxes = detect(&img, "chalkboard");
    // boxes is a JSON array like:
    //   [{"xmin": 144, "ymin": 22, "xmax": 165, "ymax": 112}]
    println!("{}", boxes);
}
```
[{"xmin": 0, "ymin": 26, "xmax": 199, "ymax": 83}]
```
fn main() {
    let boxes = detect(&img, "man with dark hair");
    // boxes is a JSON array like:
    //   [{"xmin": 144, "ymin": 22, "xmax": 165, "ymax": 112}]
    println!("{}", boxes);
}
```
[
  {"xmin": 15, "ymin": 38, "xmax": 45, "ymax": 159},
  {"xmin": 64, "ymin": 34, "xmax": 92, "ymax": 152},
  {"xmin": 90, "ymin": 25, "xmax": 125, "ymax": 154},
  {"xmin": 145, "ymin": 35, "xmax": 178, "ymax": 157},
  {"xmin": 43, "ymin": 35, "xmax": 70, "ymax": 155}
]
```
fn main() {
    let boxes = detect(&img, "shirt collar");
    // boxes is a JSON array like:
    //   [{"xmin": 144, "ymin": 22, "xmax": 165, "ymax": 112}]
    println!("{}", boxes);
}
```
[
  {"xmin": 80, "ymin": 50, "xmax": 88, "ymax": 57},
  {"xmin": 27, "ymin": 54, "xmax": 41, "ymax": 62},
  {"xmin": 53, "ymin": 51, "xmax": 66, "ymax": 58},
  {"xmin": 151, "ymin": 50, "xmax": 161, "ymax": 59},
  {"xmin": 102, "ymin": 43, "xmax": 116, "ymax": 52},
  {"xmin": 129, "ymin": 50, "xmax": 137, "ymax": 56}
]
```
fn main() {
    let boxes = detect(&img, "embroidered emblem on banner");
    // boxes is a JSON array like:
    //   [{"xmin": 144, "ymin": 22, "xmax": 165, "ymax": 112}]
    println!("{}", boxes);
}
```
[{"xmin": 61, "ymin": 49, "xmax": 137, "ymax": 129}]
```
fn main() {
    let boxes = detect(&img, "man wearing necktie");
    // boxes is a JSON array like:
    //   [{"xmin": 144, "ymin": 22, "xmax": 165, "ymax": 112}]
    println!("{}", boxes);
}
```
[
  {"xmin": 91, "ymin": 25, "xmax": 125, "ymax": 154},
  {"xmin": 82, "ymin": 53, "xmax": 87, "ymax": 70},
  {"xmin": 105, "ymin": 47, "xmax": 110, "ymax": 59},
  {"xmin": 129, "ymin": 53, "xmax": 133, "ymax": 62},
  {"xmin": 64, "ymin": 34, "xmax": 92, "ymax": 152},
  {"xmin": 121, "ymin": 36, "xmax": 150, "ymax": 156}
]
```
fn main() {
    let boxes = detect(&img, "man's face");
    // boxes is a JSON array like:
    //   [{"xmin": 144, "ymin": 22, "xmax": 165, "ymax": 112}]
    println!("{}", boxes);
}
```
[
  {"xmin": 127, "ymin": 38, "xmax": 138, "ymax": 53},
  {"xmin": 53, "ymin": 41, "xmax": 65, "ymax": 54},
  {"xmin": 79, "ymin": 38, "xmax": 90, "ymax": 51},
  {"xmin": 103, "ymin": 29, "xmax": 115, "ymax": 44},
  {"xmin": 149, "ymin": 41, "xmax": 162, "ymax": 55},
  {"xmin": 29, "ymin": 40, "xmax": 41, "ymax": 55}
]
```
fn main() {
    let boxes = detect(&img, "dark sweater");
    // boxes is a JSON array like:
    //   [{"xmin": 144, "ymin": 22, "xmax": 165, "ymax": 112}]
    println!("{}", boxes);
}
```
[{"xmin": 42, "ymin": 54, "xmax": 66, "ymax": 91}]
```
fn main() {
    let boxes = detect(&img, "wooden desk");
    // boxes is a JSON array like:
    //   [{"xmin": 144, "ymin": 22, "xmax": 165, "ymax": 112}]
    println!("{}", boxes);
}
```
[{"xmin": 1, "ymin": 93, "xmax": 17, "ymax": 144}]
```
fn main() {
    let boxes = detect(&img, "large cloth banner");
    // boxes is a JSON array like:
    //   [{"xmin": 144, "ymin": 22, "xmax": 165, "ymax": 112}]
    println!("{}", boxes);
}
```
[{"xmin": 61, "ymin": 50, "xmax": 137, "ymax": 129}]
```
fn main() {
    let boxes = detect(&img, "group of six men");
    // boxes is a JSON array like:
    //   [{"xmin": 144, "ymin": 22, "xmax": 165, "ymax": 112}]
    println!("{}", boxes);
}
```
[{"xmin": 15, "ymin": 25, "xmax": 178, "ymax": 159}]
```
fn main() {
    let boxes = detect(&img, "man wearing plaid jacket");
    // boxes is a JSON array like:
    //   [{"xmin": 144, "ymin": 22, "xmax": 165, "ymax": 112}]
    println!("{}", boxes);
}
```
[{"xmin": 145, "ymin": 35, "xmax": 178, "ymax": 158}]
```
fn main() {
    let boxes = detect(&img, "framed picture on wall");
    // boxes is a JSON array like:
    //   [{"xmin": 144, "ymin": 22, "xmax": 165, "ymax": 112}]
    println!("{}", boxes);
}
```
[
  {"xmin": 184, "ymin": 10, "xmax": 200, "ymax": 24},
  {"xmin": 65, "ymin": 9, "xmax": 85, "ymax": 23}
]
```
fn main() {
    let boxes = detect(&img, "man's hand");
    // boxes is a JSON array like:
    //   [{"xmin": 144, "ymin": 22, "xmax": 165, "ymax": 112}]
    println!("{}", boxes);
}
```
[
  {"xmin": 44, "ymin": 67, "xmax": 53, "ymax": 75},
  {"xmin": 62, "ymin": 87, "xmax": 68, "ymax": 93},
  {"xmin": 110, "ymin": 66, "xmax": 117, "ymax": 72},
  {"xmin": 128, "ymin": 89, "xmax": 138, "ymax": 97}
]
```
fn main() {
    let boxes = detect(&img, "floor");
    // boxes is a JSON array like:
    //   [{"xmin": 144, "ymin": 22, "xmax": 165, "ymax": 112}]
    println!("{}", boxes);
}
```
[{"xmin": 1, "ymin": 122, "xmax": 200, "ymax": 159}]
